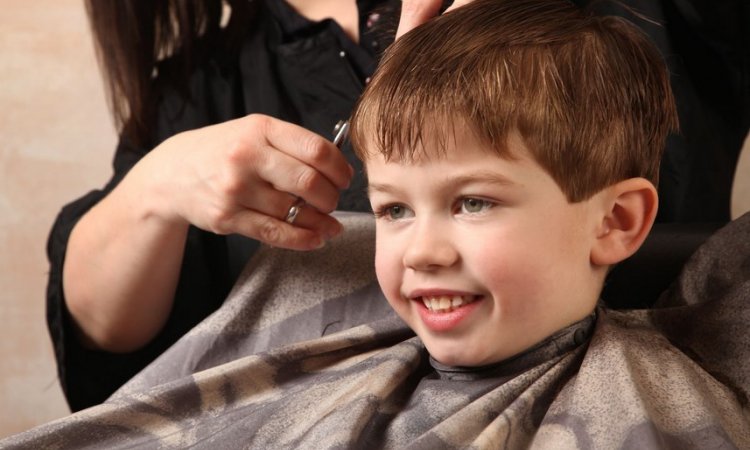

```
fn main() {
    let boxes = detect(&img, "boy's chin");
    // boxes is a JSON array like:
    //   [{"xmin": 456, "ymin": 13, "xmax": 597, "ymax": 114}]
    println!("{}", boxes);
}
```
[
  {"xmin": 424, "ymin": 336, "xmax": 533, "ymax": 368},
  {"xmin": 426, "ymin": 344, "xmax": 500, "ymax": 368}
]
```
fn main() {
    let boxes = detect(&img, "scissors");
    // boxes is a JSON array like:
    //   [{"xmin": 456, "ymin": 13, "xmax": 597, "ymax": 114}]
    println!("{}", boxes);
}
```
[
  {"xmin": 332, "ymin": 119, "xmax": 350, "ymax": 148},
  {"xmin": 284, "ymin": 120, "xmax": 350, "ymax": 224}
]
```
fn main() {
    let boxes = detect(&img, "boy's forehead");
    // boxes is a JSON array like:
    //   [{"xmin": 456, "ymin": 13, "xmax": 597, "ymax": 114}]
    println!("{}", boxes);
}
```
[{"xmin": 359, "ymin": 125, "xmax": 526, "ymax": 166}]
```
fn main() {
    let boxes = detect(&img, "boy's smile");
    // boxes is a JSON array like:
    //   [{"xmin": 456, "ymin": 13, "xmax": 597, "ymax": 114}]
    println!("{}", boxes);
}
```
[{"xmin": 365, "ymin": 129, "xmax": 607, "ymax": 367}]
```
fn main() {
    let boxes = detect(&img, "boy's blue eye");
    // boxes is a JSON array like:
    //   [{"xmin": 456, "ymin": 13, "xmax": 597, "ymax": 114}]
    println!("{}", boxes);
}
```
[
  {"xmin": 374, "ymin": 204, "xmax": 412, "ymax": 220},
  {"xmin": 387, "ymin": 205, "xmax": 407, "ymax": 219},
  {"xmin": 460, "ymin": 198, "xmax": 493, "ymax": 214}
]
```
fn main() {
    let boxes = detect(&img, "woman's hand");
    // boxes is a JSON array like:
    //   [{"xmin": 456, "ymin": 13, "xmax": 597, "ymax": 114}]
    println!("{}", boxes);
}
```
[
  {"xmin": 397, "ymin": 0, "xmax": 473, "ymax": 39},
  {"xmin": 64, "ymin": 114, "xmax": 352, "ymax": 352},
  {"xmin": 135, "ymin": 114, "xmax": 352, "ymax": 250}
]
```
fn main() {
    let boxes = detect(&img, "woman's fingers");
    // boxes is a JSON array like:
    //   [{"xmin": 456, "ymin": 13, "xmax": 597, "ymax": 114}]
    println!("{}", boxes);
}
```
[
  {"xmin": 224, "ymin": 115, "xmax": 349, "ymax": 247},
  {"xmin": 253, "ymin": 148, "xmax": 344, "ymax": 214},
  {"xmin": 158, "ymin": 114, "xmax": 352, "ymax": 249},
  {"xmin": 233, "ymin": 186, "xmax": 299, "ymax": 223},
  {"xmin": 396, "ymin": 0, "xmax": 474, "ymax": 39},
  {"xmin": 236, "ymin": 114, "xmax": 354, "ymax": 214},
  {"xmin": 203, "ymin": 163, "xmax": 343, "ymax": 243},
  {"xmin": 445, "ymin": 0, "xmax": 472, "ymax": 12},
  {"xmin": 396, "ymin": 0, "xmax": 443, "ymax": 39},
  {"xmin": 238, "ymin": 188, "xmax": 342, "ymax": 240},
  {"xmin": 252, "ymin": 115, "xmax": 354, "ymax": 191},
  {"xmin": 228, "ymin": 206, "xmax": 343, "ymax": 251}
]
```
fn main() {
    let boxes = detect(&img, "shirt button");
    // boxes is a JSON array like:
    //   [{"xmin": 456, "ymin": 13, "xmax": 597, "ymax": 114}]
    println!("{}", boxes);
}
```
[
  {"xmin": 339, "ymin": 50, "xmax": 346, "ymax": 58},
  {"xmin": 365, "ymin": 77, "xmax": 371, "ymax": 84}
]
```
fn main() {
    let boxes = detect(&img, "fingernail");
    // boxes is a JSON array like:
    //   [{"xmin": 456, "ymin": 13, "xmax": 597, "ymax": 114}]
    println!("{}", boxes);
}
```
[
  {"xmin": 326, "ymin": 223, "xmax": 344, "ymax": 240},
  {"xmin": 314, "ymin": 238, "xmax": 326, "ymax": 249}
]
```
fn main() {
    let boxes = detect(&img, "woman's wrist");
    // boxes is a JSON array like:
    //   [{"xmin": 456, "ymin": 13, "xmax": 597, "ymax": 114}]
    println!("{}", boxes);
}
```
[{"xmin": 120, "ymin": 143, "xmax": 191, "ymax": 230}]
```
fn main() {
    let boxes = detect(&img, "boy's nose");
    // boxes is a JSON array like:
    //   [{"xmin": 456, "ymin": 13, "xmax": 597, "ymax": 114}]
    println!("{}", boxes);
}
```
[{"xmin": 402, "ymin": 222, "xmax": 458, "ymax": 271}]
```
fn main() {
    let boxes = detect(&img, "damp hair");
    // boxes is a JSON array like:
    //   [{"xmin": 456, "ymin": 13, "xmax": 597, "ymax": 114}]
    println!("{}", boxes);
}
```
[{"xmin": 350, "ymin": 0, "xmax": 679, "ymax": 202}]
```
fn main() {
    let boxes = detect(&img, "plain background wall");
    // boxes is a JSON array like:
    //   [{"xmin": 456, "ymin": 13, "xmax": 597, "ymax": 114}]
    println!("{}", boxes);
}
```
[
  {"xmin": 0, "ymin": 0, "xmax": 114, "ymax": 437},
  {"xmin": 0, "ymin": 0, "xmax": 748, "ymax": 440}
]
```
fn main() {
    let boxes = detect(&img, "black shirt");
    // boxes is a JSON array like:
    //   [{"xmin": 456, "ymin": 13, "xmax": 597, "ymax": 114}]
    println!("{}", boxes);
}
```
[{"xmin": 47, "ymin": 0, "xmax": 395, "ymax": 411}]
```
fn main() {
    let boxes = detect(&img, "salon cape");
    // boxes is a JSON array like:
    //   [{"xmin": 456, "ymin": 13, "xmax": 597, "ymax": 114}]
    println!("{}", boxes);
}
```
[{"xmin": 13, "ymin": 212, "xmax": 750, "ymax": 449}]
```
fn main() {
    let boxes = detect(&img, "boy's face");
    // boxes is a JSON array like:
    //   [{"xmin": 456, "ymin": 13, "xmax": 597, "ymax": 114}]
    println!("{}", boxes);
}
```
[{"xmin": 365, "ymin": 129, "xmax": 605, "ymax": 367}]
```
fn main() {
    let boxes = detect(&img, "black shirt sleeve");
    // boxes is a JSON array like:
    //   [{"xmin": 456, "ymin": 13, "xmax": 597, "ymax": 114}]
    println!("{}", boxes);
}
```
[{"xmin": 44, "ymin": 3, "xmax": 378, "ymax": 409}]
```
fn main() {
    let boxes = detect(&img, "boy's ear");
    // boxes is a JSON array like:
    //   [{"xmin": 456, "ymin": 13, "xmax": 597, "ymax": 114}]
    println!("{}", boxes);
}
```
[{"xmin": 590, "ymin": 178, "xmax": 658, "ymax": 266}]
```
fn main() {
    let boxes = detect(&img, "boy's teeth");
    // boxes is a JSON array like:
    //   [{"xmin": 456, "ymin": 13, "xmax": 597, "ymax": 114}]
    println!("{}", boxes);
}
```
[{"xmin": 421, "ymin": 295, "xmax": 477, "ymax": 313}]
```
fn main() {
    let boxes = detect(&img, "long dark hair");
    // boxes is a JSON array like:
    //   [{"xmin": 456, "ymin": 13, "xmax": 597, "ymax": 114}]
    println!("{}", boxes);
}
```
[{"xmin": 84, "ymin": 0, "xmax": 258, "ymax": 147}]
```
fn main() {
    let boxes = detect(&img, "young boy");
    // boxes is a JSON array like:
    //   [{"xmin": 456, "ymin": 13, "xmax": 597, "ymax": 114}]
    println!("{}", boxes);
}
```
[
  {"xmin": 350, "ymin": 0, "xmax": 674, "ymax": 368},
  {"xmin": 3, "ymin": 0, "xmax": 747, "ymax": 448},
  {"xmin": 348, "ymin": 0, "xmax": 749, "ymax": 446}
]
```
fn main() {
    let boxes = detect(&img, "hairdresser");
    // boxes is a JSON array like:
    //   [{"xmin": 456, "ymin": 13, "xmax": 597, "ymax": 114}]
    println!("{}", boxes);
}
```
[{"xmin": 46, "ymin": 0, "xmax": 461, "ymax": 412}]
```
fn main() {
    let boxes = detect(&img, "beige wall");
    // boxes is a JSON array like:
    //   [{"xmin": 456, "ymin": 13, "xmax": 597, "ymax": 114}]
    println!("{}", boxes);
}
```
[
  {"xmin": 0, "ymin": 0, "xmax": 115, "ymax": 437},
  {"xmin": 0, "ymin": 0, "xmax": 748, "ymax": 441}
]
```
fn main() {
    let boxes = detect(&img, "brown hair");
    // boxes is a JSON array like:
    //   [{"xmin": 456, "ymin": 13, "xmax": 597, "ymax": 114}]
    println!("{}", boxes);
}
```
[
  {"xmin": 350, "ymin": 0, "xmax": 679, "ymax": 202},
  {"xmin": 85, "ymin": 0, "xmax": 257, "ymax": 148}
]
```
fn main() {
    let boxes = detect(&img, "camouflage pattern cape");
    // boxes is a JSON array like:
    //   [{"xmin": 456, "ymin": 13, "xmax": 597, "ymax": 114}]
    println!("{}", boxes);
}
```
[{"xmin": 4, "ymin": 212, "xmax": 749, "ymax": 449}]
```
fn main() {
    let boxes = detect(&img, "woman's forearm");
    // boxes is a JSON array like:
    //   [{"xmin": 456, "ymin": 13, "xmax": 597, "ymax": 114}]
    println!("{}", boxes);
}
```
[{"xmin": 63, "ymin": 168, "xmax": 189, "ymax": 353}]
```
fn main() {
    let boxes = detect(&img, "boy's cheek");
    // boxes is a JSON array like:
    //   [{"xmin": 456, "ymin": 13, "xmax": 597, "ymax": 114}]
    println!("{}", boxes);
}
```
[
  {"xmin": 375, "ymin": 261, "xmax": 407, "ymax": 319},
  {"xmin": 374, "ymin": 242, "xmax": 401, "ymax": 300}
]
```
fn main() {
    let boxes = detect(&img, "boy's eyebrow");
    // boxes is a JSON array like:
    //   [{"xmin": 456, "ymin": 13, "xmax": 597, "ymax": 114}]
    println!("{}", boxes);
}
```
[
  {"xmin": 443, "ymin": 171, "xmax": 517, "ymax": 188},
  {"xmin": 368, "ymin": 170, "xmax": 517, "ymax": 196},
  {"xmin": 367, "ymin": 183, "xmax": 391, "ymax": 195}
]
